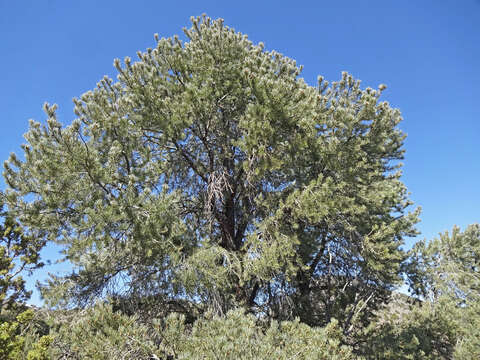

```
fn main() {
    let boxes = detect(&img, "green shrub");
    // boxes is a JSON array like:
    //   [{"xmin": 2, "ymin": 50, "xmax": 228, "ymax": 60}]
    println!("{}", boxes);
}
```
[{"xmin": 48, "ymin": 303, "xmax": 354, "ymax": 360}]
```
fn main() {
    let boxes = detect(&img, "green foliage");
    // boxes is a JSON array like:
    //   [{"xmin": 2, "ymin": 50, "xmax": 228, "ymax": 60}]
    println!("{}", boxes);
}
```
[
  {"xmin": 26, "ymin": 335, "xmax": 53, "ymax": 360},
  {"xmin": 0, "ymin": 198, "xmax": 48, "ymax": 359},
  {"xmin": 411, "ymin": 224, "xmax": 480, "ymax": 303},
  {"xmin": 404, "ymin": 224, "xmax": 480, "ymax": 358},
  {"xmin": 0, "ymin": 313, "xmax": 25, "ymax": 360},
  {"xmin": 361, "ymin": 296, "xmax": 456, "ymax": 359},
  {"xmin": 0, "ymin": 200, "xmax": 44, "ymax": 312},
  {"xmin": 3, "ymin": 16, "xmax": 418, "ymax": 343},
  {"xmin": 452, "ymin": 301, "xmax": 480, "ymax": 359},
  {"xmin": 47, "ymin": 303, "xmax": 354, "ymax": 359},
  {"xmin": 160, "ymin": 309, "xmax": 355, "ymax": 359},
  {"xmin": 0, "ymin": 309, "xmax": 51, "ymax": 360},
  {"xmin": 48, "ymin": 303, "xmax": 159, "ymax": 359}
]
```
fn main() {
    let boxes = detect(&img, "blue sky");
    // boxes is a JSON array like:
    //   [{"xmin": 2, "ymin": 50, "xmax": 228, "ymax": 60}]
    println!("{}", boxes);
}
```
[{"xmin": 1, "ymin": 0, "xmax": 479, "ymax": 304}]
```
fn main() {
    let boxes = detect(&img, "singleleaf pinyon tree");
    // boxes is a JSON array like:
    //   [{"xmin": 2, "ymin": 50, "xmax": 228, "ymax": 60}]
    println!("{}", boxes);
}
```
[{"xmin": 3, "ymin": 15, "xmax": 419, "ymax": 339}]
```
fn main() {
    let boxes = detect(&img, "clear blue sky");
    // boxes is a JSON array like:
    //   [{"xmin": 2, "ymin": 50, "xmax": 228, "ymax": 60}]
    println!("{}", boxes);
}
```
[{"xmin": 1, "ymin": 0, "xmax": 479, "ymax": 304}]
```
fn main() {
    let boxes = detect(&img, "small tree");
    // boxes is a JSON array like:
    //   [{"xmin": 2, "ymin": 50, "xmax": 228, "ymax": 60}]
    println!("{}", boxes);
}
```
[
  {"xmin": 0, "ymin": 197, "xmax": 44, "ymax": 312},
  {"xmin": 3, "ymin": 15, "xmax": 418, "ymax": 341},
  {"xmin": 406, "ymin": 224, "xmax": 480, "ymax": 358},
  {"xmin": 0, "ymin": 197, "xmax": 49, "ymax": 359}
]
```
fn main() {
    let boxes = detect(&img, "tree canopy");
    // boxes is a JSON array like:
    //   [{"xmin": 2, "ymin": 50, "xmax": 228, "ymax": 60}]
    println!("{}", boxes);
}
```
[{"xmin": 2, "ymin": 15, "xmax": 420, "ymax": 340}]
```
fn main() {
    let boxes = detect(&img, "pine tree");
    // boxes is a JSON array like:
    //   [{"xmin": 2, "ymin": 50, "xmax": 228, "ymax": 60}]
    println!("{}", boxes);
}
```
[
  {"xmin": 0, "ymin": 198, "xmax": 50, "ymax": 360},
  {"xmin": 3, "ymin": 15, "xmax": 419, "ymax": 341},
  {"xmin": 408, "ymin": 224, "xmax": 480, "ymax": 357},
  {"xmin": 0, "ymin": 198, "xmax": 44, "ymax": 312}
]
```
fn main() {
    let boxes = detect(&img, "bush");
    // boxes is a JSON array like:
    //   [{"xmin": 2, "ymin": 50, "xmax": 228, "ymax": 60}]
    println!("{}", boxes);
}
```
[{"xmin": 47, "ymin": 303, "xmax": 354, "ymax": 360}]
